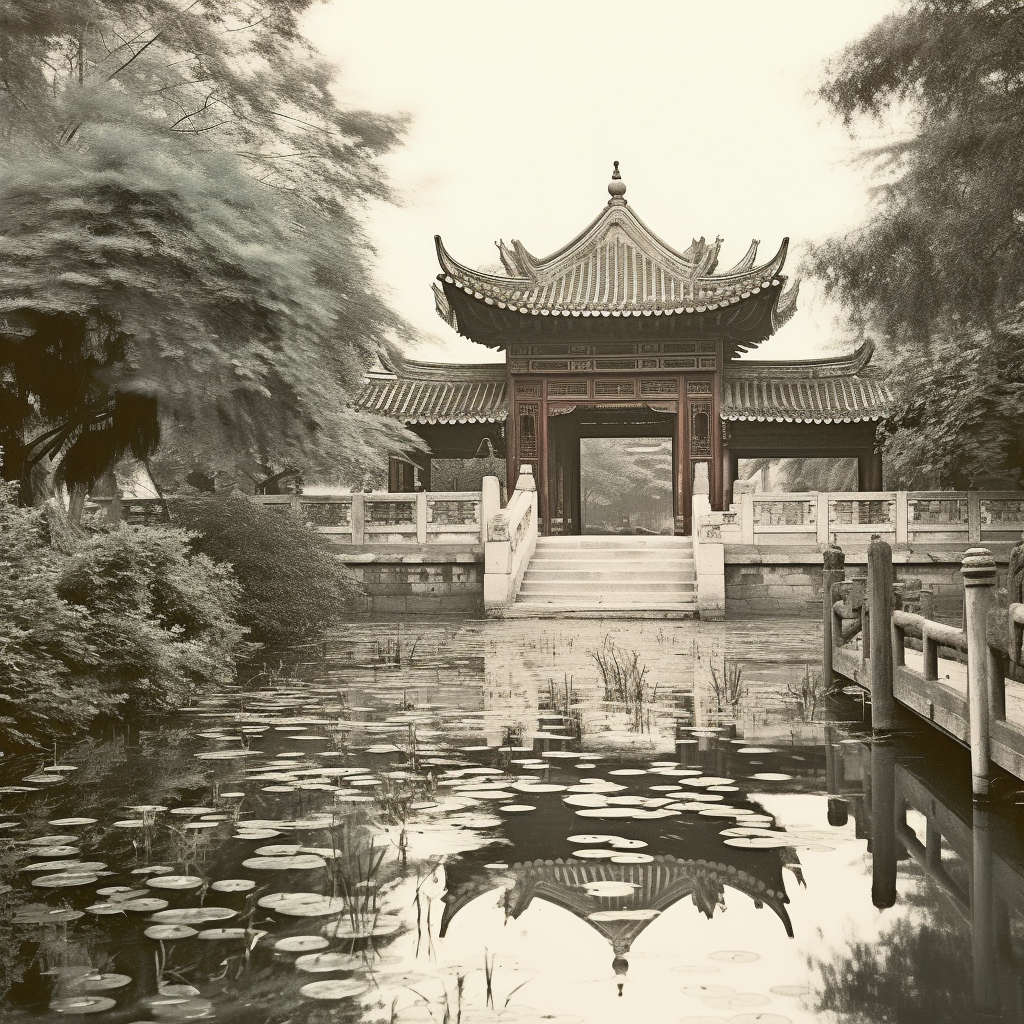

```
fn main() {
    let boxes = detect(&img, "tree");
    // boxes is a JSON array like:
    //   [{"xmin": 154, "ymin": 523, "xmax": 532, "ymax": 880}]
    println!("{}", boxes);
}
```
[
  {"xmin": 0, "ymin": 0, "xmax": 415, "ymax": 510},
  {"xmin": 0, "ymin": 483, "xmax": 247, "ymax": 748},
  {"xmin": 170, "ymin": 492, "xmax": 362, "ymax": 646},
  {"xmin": 810, "ymin": 0, "xmax": 1024, "ymax": 487}
]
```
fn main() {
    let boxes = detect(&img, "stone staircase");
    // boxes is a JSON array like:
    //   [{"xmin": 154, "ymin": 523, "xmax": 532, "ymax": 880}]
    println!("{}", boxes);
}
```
[{"xmin": 507, "ymin": 535, "xmax": 698, "ymax": 618}]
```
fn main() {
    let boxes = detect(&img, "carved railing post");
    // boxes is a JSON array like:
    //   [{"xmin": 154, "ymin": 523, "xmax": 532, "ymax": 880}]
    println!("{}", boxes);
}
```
[
  {"xmin": 868, "ymin": 535, "xmax": 895, "ymax": 731},
  {"xmin": 822, "ymin": 542, "xmax": 846, "ymax": 687},
  {"xmin": 963, "ymin": 548, "xmax": 997, "ymax": 799}
]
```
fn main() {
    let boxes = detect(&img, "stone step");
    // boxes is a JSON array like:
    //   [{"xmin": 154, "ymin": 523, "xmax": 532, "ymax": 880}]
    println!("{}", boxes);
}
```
[
  {"xmin": 500, "ymin": 605, "xmax": 699, "ymax": 619},
  {"xmin": 520, "ymin": 580, "xmax": 696, "ymax": 595},
  {"xmin": 524, "ymin": 568, "xmax": 695, "ymax": 581},
  {"xmin": 527, "ymin": 557, "xmax": 695, "ymax": 569},
  {"xmin": 517, "ymin": 585, "xmax": 696, "ymax": 599},
  {"xmin": 534, "ymin": 538, "xmax": 691, "ymax": 550},
  {"xmin": 513, "ymin": 601, "xmax": 698, "ymax": 612}
]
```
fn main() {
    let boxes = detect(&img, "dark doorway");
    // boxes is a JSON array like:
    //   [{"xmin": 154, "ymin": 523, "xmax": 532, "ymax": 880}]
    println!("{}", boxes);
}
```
[
  {"xmin": 546, "ymin": 405, "xmax": 676, "ymax": 535},
  {"xmin": 580, "ymin": 437, "xmax": 674, "ymax": 534}
]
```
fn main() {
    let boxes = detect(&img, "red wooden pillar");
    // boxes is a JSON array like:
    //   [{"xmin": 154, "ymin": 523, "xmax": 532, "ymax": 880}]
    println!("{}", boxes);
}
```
[
  {"xmin": 674, "ymin": 378, "xmax": 687, "ymax": 534},
  {"xmin": 538, "ymin": 397, "xmax": 550, "ymax": 536}
]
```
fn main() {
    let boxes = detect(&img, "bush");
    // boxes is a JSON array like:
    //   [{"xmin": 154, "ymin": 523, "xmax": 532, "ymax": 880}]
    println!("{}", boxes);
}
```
[
  {"xmin": 169, "ymin": 493, "xmax": 362, "ymax": 646},
  {"xmin": 0, "ymin": 485, "xmax": 248, "ymax": 749}
]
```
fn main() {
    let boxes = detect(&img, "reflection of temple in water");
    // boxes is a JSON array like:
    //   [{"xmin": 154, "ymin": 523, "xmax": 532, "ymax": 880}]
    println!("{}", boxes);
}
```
[{"xmin": 439, "ymin": 790, "xmax": 795, "ymax": 993}]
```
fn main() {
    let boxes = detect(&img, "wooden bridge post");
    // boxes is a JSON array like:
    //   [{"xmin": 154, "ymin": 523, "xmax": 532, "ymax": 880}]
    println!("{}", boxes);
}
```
[
  {"xmin": 822, "ymin": 543, "xmax": 845, "ymax": 688},
  {"xmin": 868, "ymin": 535, "xmax": 896, "ymax": 732},
  {"xmin": 870, "ymin": 737, "xmax": 897, "ymax": 909},
  {"xmin": 963, "ymin": 548, "xmax": 997, "ymax": 800},
  {"xmin": 972, "ymin": 806, "xmax": 999, "ymax": 1015}
]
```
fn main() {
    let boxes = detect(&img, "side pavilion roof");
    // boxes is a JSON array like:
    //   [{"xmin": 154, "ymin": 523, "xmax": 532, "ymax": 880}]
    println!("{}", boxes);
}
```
[
  {"xmin": 357, "ymin": 342, "xmax": 891, "ymax": 427},
  {"xmin": 356, "ymin": 357, "xmax": 506, "ymax": 425},
  {"xmin": 722, "ymin": 340, "xmax": 892, "ymax": 424}
]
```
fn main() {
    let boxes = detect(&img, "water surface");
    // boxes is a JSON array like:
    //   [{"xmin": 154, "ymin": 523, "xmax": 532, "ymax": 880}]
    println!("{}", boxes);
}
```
[{"xmin": 1, "ymin": 618, "xmax": 1022, "ymax": 1023}]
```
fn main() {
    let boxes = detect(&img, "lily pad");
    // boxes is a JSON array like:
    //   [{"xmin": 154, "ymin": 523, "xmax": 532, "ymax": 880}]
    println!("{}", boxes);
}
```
[
  {"xmin": 144, "ymin": 924, "xmax": 198, "ymax": 940},
  {"xmin": 274, "ymin": 935, "xmax": 329, "ymax": 952},
  {"xmin": 146, "ymin": 875, "xmax": 205, "ymax": 890},
  {"xmin": 151, "ymin": 907, "xmax": 237, "ymax": 924},
  {"xmin": 50, "ymin": 996, "xmax": 117, "ymax": 1014},
  {"xmin": 321, "ymin": 914, "xmax": 402, "ymax": 939},
  {"xmin": 299, "ymin": 978, "xmax": 369, "ymax": 1000},
  {"xmin": 197, "ymin": 927, "xmax": 248, "ymax": 940},
  {"xmin": 296, "ymin": 951, "xmax": 362, "ymax": 972},
  {"xmin": 211, "ymin": 879, "xmax": 255, "ymax": 893}
]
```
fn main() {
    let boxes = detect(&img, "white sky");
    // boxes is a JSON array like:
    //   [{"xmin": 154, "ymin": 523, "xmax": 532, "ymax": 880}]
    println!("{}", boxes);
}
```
[{"xmin": 304, "ymin": 0, "xmax": 900, "ymax": 364}]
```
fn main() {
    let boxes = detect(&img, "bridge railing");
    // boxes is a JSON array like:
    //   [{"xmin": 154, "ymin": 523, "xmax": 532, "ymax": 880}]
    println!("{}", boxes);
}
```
[
  {"xmin": 826, "ymin": 539, "xmax": 1024, "ymax": 799},
  {"xmin": 723, "ymin": 484, "xmax": 1024, "ymax": 547},
  {"xmin": 251, "ymin": 490, "xmax": 487, "ymax": 545}
]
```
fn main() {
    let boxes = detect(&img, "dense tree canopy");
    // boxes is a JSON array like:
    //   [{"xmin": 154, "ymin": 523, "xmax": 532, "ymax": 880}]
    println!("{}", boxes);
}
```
[
  {"xmin": 0, "ymin": 0, "xmax": 414, "ymax": 505},
  {"xmin": 811, "ymin": 0, "xmax": 1024, "ymax": 487}
]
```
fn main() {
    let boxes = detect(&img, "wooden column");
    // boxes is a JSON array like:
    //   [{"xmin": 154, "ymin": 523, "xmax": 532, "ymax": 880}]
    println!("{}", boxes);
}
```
[
  {"xmin": 538, "ymin": 399, "xmax": 550, "ymax": 536},
  {"xmin": 972, "ymin": 806, "xmax": 999, "ymax": 1015},
  {"xmin": 858, "ymin": 449, "xmax": 884, "ymax": 491},
  {"xmin": 868, "ymin": 535, "xmax": 896, "ymax": 731},
  {"xmin": 870, "ymin": 737, "xmax": 898, "ymax": 909},
  {"xmin": 674, "ymin": 384, "xmax": 686, "ymax": 533},
  {"xmin": 963, "ymin": 548, "xmax": 997, "ymax": 799}
]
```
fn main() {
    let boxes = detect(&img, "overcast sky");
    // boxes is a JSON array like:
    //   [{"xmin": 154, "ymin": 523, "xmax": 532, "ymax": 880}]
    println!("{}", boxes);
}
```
[{"xmin": 304, "ymin": 0, "xmax": 900, "ymax": 364}]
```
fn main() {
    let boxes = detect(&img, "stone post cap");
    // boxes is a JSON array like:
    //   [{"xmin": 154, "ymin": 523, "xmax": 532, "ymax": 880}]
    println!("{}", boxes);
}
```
[
  {"xmin": 515, "ymin": 464, "xmax": 536, "ymax": 492},
  {"xmin": 961, "ymin": 547, "xmax": 997, "ymax": 585}
]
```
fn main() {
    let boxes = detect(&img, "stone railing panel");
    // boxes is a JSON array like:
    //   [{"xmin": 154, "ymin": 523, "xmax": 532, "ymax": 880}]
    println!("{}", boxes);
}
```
[{"xmin": 297, "ymin": 497, "xmax": 353, "ymax": 532}]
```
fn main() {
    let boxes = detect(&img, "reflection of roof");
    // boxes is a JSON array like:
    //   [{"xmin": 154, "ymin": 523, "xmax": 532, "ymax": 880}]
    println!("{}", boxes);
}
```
[
  {"xmin": 441, "ymin": 855, "xmax": 794, "ymax": 954},
  {"xmin": 722, "ymin": 341, "xmax": 892, "ymax": 424},
  {"xmin": 432, "ymin": 167, "xmax": 797, "ymax": 355},
  {"xmin": 356, "ymin": 359, "xmax": 507, "ymax": 425}
]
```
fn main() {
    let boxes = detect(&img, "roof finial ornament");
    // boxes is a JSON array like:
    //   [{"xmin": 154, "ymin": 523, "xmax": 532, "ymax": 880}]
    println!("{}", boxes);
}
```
[{"xmin": 607, "ymin": 160, "xmax": 627, "ymax": 206}]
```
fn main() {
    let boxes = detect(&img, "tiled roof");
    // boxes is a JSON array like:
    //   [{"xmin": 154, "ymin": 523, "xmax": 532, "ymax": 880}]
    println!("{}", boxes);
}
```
[
  {"xmin": 435, "ymin": 212, "xmax": 795, "ymax": 318},
  {"xmin": 721, "ymin": 342, "xmax": 891, "ymax": 423},
  {"xmin": 356, "ymin": 359, "xmax": 506, "ymax": 425},
  {"xmin": 433, "ymin": 168, "xmax": 796, "ymax": 326}
]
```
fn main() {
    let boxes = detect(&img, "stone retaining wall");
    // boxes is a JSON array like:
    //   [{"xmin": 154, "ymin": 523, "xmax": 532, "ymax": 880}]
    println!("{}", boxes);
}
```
[
  {"xmin": 333, "ymin": 546, "xmax": 484, "ymax": 616},
  {"xmin": 725, "ymin": 545, "xmax": 1016, "ymax": 621}
]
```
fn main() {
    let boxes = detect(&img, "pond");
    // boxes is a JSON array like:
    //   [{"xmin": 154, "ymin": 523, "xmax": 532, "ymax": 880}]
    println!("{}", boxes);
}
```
[{"xmin": 1, "ymin": 618, "xmax": 1023, "ymax": 1023}]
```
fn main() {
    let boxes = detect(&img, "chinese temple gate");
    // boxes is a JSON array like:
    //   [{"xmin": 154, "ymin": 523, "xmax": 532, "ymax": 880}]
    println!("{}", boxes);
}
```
[{"xmin": 358, "ymin": 164, "xmax": 891, "ymax": 535}]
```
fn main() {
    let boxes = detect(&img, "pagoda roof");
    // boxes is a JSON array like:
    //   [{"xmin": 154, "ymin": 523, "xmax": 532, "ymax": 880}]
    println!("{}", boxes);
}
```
[
  {"xmin": 432, "ymin": 165, "xmax": 798, "ymax": 355},
  {"xmin": 722, "ymin": 341, "xmax": 892, "ymax": 424},
  {"xmin": 356, "ymin": 357, "xmax": 506, "ymax": 425}
]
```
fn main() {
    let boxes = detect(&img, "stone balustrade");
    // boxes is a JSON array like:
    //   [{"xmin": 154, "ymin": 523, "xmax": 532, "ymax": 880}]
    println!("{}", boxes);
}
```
[
  {"xmin": 483, "ymin": 466, "xmax": 539, "ymax": 613},
  {"xmin": 712, "ymin": 482, "xmax": 1024, "ymax": 549},
  {"xmin": 252, "ymin": 490, "xmax": 487, "ymax": 546}
]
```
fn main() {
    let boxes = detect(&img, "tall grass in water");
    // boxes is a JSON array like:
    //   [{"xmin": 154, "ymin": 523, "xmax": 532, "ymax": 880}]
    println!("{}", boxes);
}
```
[
  {"xmin": 709, "ymin": 663, "xmax": 746, "ymax": 713},
  {"xmin": 590, "ymin": 636, "xmax": 658, "ymax": 733},
  {"xmin": 543, "ymin": 674, "xmax": 584, "ymax": 740},
  {"xmin": 787, "ymin": 664, "xmax": 838, "ymax": 721}
]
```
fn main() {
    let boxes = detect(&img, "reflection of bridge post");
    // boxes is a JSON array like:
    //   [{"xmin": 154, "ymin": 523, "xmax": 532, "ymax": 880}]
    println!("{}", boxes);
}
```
[
  {"xmin": 871, "ymin": 738, "xmax": 897, "ymax": 910},
  {"xmin": 971, "ymin": 806, "xmax": 999, "ymax": 1016}
]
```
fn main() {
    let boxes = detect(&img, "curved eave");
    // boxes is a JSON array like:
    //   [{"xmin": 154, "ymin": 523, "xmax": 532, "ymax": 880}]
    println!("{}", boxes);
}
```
[
  {"xmin": 725, "ymin": 340, "xmax": 878, "ymax": 378},
  {"xmin": 722, "ymin": 413, "xmax": 887, "ymax": 424},
  {"xmin": 434, "ymin": 230, "xmax": 790, "ymax": 313},
  {"xmin": 439, "ymin": 277, "xmax": 785, "ymax": 354},
  {"xmin": 404, "ymin": 413, "xmax": 506, "ymax": 425}
]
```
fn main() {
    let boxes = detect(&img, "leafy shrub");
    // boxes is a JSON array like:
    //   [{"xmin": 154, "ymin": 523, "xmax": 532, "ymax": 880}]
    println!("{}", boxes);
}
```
[
  {"xmin": 169, "ymin": 493, "xmax": 362, "ymax": 646},
  {"xmin": 0, "ymin": 485, "xmax": 247, "ymax": 749}
]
